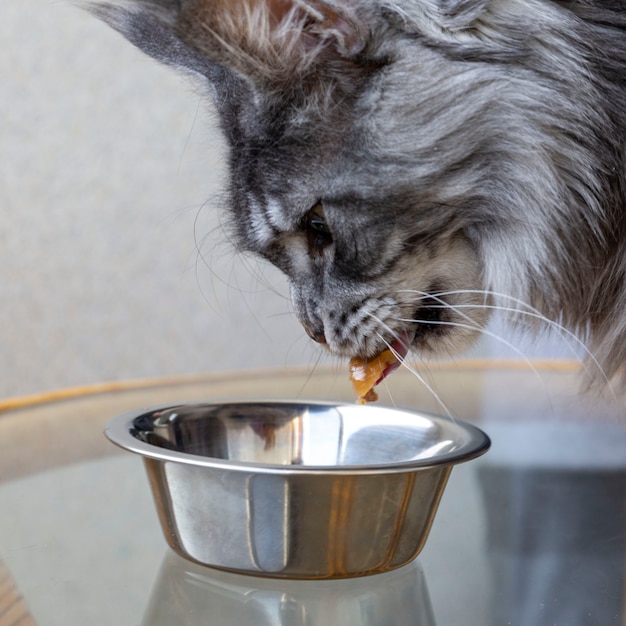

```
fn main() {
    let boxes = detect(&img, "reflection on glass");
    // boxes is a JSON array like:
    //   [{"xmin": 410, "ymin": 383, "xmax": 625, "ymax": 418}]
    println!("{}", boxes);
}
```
[
  {"xmin": 479, "ymin": 466, "xmax": 626, "ymax": 625},
  {"xmin": 142, "ymin": 551, "xmax": 437, "ymax": 626}
]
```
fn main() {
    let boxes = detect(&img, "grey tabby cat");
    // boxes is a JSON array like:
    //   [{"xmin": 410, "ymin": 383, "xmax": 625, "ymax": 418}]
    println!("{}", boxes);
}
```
[{"xmin": 90, "ymin": 0, "xmax": 626, "ymax": 385}]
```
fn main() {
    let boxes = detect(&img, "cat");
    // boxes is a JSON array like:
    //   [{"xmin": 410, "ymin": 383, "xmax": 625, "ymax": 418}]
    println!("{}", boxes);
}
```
[{"xmin": 89, "ymin": 0, "xmax": 626, "ymax": 386}]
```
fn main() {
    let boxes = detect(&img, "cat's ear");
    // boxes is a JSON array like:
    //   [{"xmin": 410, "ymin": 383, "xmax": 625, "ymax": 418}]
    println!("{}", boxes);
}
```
[
  {"xmin": 89, "ymin": 1, "xmax": 265, "ymax": 151},
  {"xmin": 279, "ymin": 0, "xmax": 370, "ymax": 57},
  {"xmin": 88, "ymin": 0, "xmax": 262, "ymax": 129},
  {"xmin": 172, "ymin": 0, "xmax": 372, "ymax": 82},
  {"xmin": 90, "ymin": 0, "xmax": 375, "ymax": 101},
  {"xmin": 89, "ymin": 2, "xmax": 225, "ymax": 85},
  {"xmin": 381, "ymin": 0, "xmax": 489, "ymax": 33},
  {"xmin": 93, "ymin": 0, "xmax": 373, "ymax": 82}
]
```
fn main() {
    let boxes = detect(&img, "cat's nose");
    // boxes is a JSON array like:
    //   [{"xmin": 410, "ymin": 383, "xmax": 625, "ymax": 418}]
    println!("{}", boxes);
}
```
[
  {"xmin": 303, "ymin": 324, "xmax": 327, "ymax": 344},
  {"xmin": 313, "ymin": 332, "xmax": 327, "ymax": 344}
]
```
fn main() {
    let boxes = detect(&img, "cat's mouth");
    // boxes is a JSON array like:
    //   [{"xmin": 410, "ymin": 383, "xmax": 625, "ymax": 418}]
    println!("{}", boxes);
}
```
[
  {"xmin": 373, "ymin": 301, "xmax": 447, "ymax": 382},
  {"xmin": 374, "ymin": 331, "xmax": 413, "ymax": 385},
  {"xmin": 348, "ymin": 329, "xmax": 414, "ymax": 403},
  {"xmin": 349, "ymin": 294, "xmax": 458, "ymax": 400},
  {"xmin": 410, "ymin": 299, "xmax": 448, "ymax": 344}
]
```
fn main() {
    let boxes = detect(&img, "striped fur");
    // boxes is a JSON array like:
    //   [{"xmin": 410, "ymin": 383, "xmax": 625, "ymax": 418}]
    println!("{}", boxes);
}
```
[{"xmin": 91, "ymin": 0, "xmax": 626, "ymax": 384}]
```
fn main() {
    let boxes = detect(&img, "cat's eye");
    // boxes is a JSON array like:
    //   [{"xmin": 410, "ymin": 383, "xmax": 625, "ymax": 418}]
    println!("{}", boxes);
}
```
[
  {"xmin": 302, "ymin": 202, "xmax": 333, "ymax": 254},
  {"xmin": 307, "ymin": 203, "xmax": 330, "ymax": 233}
]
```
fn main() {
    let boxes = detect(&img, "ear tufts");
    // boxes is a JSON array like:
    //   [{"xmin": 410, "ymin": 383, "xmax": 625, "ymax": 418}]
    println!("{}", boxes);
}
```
[
  {"xmin": 295, "ymin": 0, "xmax": 369, "ymax": 57},
  {"xmin": 381, "ymin": 0, "xmax": 490, "ymax": 35},
  {"xmin": 175, "ymin": 0, "xmax": 372, "ymax": 84},
  {"xmin": 89, "ymin": 0, "xmax": 379, "ymax": 102}
]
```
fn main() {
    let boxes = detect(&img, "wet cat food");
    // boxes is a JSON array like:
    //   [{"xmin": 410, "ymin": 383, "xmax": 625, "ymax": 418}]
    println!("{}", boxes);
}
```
[{"xmin": 349, "ymin": 349, "xmax": 398, "ymax": 404}]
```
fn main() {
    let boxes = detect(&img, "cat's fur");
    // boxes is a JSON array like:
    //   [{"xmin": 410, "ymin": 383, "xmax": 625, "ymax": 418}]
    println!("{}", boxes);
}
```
[{"xmin": 90, "ymin": 0, "xmax": 626, "ymax": 383}]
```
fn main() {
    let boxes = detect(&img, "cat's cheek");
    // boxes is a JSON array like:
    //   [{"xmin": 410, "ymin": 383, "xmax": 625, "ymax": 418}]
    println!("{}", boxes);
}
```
[
  {"xmin": 260, "ymin": 234, "xmax": 312, "ymax": 279},
  {"xmin": 286, "ymin": 244, "xmax": 315, "ymax": 278}
]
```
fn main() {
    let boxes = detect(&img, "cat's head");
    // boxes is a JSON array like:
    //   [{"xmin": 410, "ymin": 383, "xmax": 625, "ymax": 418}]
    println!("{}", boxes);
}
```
[{"xmin": 91, "ymin": 0, "xmax": 626, "ymax": 377}]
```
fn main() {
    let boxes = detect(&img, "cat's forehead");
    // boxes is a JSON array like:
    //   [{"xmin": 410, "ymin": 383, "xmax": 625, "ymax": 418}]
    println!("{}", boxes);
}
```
[{"xmin": 227, "ymin": 113, "xmax": 357, "ymax": 215}]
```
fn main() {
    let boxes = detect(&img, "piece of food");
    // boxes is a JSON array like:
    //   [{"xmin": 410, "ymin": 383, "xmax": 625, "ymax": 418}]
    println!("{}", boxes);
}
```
[
  {"xmin": 349, "ymin": 332, "xmax": 413, "ymax": 404},
  {"xmin": 349, "ymin": 349, "xmax": 399, "ymax": 404}
]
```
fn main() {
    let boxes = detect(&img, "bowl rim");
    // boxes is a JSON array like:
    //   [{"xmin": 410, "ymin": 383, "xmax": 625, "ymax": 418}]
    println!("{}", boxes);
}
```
[{"xmin": 104, "ymin": 399, "xmax": 491, "ymax": 476}]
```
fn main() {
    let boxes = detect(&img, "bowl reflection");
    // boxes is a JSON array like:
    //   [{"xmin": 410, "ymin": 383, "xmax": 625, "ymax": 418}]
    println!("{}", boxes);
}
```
[{"xmin": 142, "ymin": 550, "xmax": 437, "ymax": 626}]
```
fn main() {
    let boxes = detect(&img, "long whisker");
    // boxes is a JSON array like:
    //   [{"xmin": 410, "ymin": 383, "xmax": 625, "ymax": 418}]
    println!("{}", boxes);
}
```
[
  {"xmin": 193, "ymin": 201, "xmax": 229, "ymax": 316},
  {"xmin": 397, "ymin": 314, "xmax": 549, "ymax": 394},
  {"xmin": 433, "ymin": 288, "xmax": 599, "ymax": 362},
  {"xmin": 366, "ymin": 308, "xmax": 447, "ymax": 396},
  {"xmin": 392, "ymin": 287, "xmax": 559, "ymax": 400},
  {"xmin": 366, "ymin": 311, "xmax": 402, "ymax": 344},
  {"xmin": 398, "ymin": 287, "xmax": 614, "ymax": 395},
  {"xmin": 374, "ymin": 330, "xmax": 455, "ymax": 420},
  {"xmin": 369, "ymin": 306, "xmax": 521, "ymax": 418},
  {"xmin": 366, "ymin": 311, "xmax": 443, "ymax": 407},
  {"xmin": 294, "ymin": 345, "xmax": 328, "ymax": 399}
]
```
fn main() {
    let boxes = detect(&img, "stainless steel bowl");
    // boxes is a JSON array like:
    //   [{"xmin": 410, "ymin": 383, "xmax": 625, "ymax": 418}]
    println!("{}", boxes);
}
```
[{"xmin": 105, "ymin": 400, "xmax": 490, "ymax": 579}]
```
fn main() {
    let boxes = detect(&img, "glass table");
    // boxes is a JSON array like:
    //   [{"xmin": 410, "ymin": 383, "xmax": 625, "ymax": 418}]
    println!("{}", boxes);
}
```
[{"xmin": 0, "ymin": 361, "xmax": 624, "ymax": 625}]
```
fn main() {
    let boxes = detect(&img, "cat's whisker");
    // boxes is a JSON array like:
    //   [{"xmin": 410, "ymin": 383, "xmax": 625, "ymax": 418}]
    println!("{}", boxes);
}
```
[
  {"xmin": 293, "ymin": 344, "xmax": 329, "ymax": 400},
  {"xmin": 193, "ymin": 217, "xmax": 229, "ymax": 316},
  {"xmin": 433, "ymin": 288, "xmax": 587, "ymax": 344},
  {"xmin": 392, "ymin": 288, "xmax": 552, "ymax": 398},
  {"xmin": 399, "ymin": 314, "xmax": 547, "ymax": 388},
  {"xmin": 365, "ymin": 311, "xmax": 442, "ymax": 410},
  {"xmin": 397, "ymin": 287, "xmax": 615, "ymax": 395},
  {"xmin": 194, "ymin": 205, "xmax": 291, "ymax": 306},
  {"xmin": 373, "ymin": 330, "xmax": 456, "ymax": 421},
  {"xmin": 193, "ymin": 225, "xmax": 288, "ymax": 339},
  {"xmin": 365, "ymin": 311, "xmax": 403, "ymax": 344},
  {"xmin": 238, "ymin": 254, "xmax": 291, "ymax": 299},
  {"xmin": 377, "ymin": 376, "xmax": 398, "ymax": 408},
  {"xmin": 367, "ymin": 297, "xmax": 549, "ymax": 415},
  {"xmin": 265, "ymin": 310, "xmax": 299, "ymax": 320},
  {"xmin": 194, "ymin": 206, "xmax": 257, "ymax": 291}
]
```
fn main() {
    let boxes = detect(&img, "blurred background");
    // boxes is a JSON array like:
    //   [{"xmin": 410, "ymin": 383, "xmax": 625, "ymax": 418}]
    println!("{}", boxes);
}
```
[
  {"xmin": 2, "ymin": 0, "xmax": 321, "ymax": 399},
  {"xmin": 1, "ymin": 0, "xmax": 572, "ymax": 400}
]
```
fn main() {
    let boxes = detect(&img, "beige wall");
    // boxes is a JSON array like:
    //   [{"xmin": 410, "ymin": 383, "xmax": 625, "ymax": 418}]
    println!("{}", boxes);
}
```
[
  {"xmin": 2, "ymin": 0, "xmax": 319, "ymax": 399},
  {"xmin": 3, "ymin": 1, "xmax": 576, "ymax": 400}
]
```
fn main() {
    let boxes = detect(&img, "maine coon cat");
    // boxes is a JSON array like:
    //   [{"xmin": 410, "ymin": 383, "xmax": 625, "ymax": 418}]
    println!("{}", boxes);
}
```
[{"xmin": 90, "ymin": 0, "xmax": 626, "ymax": 386}]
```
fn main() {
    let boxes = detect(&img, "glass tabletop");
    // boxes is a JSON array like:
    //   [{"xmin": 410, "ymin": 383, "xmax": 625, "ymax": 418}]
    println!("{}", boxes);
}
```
[{"xmin": 0, "ymin": 361, "xmax": 624, "ymax": 625}]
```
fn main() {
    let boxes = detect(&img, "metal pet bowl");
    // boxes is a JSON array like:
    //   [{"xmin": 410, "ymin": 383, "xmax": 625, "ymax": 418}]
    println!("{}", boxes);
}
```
[{"xmin": 105, "ymin": 400, "xmax": 490, "ymax": 579}]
